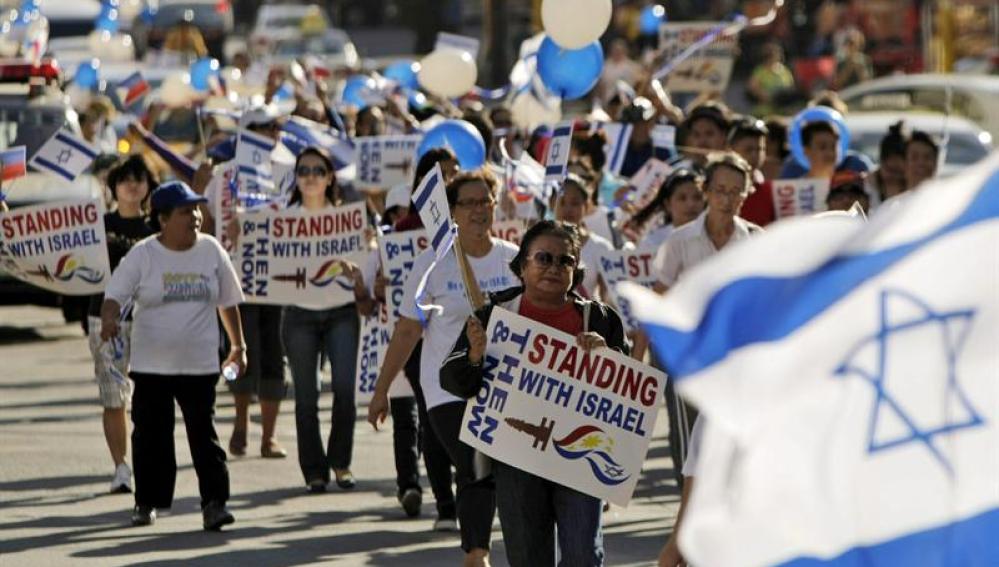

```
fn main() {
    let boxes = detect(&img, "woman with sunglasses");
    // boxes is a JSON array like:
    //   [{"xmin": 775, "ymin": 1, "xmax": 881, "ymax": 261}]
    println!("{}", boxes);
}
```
[
  {"xmin": 283, "ymin": 147, "xmax": 371, "ymax": 492},
  {"xmin": 440, "ymin": 220, "xmax": 629, "ymax": 567},
  {"xmin": 551, "ymin": 174, "xmax": 614, "ymax": 301},
  {"xmin": 368, "ymin": 169, "xmax": 519, "ymax": 567}
]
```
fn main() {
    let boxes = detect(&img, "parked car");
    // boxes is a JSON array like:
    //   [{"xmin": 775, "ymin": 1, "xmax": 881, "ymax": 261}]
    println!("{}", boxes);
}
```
[
  {"xmin": 843, "ymin": 112, "xmax": 993, "ymax": 178},
  {"xmin": 265, "ymin": 28, "xmax": 358, "ymax": 71},
  {"xmin": 131, "ymin": 0, "xmax": 234, "ymax": 61},
  {"xmin": 839, "ymin": 74, "xmax": 999, "ymax": 143},
  {"xmin": 249, "ymin": 3, "xmax": 331, "ymax": 56},
  {"xmin": 0, "ymin": 60, "xmax": 104, "ymax": 321}
]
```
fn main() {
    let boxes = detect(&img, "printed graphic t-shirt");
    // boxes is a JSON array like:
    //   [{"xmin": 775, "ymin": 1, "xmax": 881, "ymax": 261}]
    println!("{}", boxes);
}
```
[
  {"xmin": 400, "ymin": 238, "xmax": 519, "ymax": 410},
  {"xmin": 104, "ymin": 233, "xmax": 244, "ymax": 375}
]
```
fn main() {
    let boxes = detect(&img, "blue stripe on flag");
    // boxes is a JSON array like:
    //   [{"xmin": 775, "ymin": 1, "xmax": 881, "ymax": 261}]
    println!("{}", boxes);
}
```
[
  {"xmin": 237, "ymin": 165, "xmax": 273, "ymax": 180},
  {"xmin": 553, "ymin": 126, "xmax": 572, "ymax": 137},
  {"xmin": 241, "ymin": 133, "xmax": 274, "ymax": 152},
  {"xmin": 609, "ymin": 126, "xmax": 629, "ymax": 173},
  {"xmin": 777, "ymin": 506, "xmax": 999, "ymax": 566},
  {"xmin": 54, "ymin": 132, "xmax": 96, "ymax": 159},
  {"xmin": 546, "ymin": 165, "xmax": 565, "ymax": 176},
  {"xmin": 648, "ymin": 168, "xmax": 999, "ymax": 379},
  {"xmin": 413, "ymin": 172, "xmax": 439, "ymax": 211},
  {"xmin": 33, "ymin": 156, "xmax": 75, "ymax": 181},
  {"xmin": 431, "ymin": 220, "xmax": 451, "ymax": 251}
]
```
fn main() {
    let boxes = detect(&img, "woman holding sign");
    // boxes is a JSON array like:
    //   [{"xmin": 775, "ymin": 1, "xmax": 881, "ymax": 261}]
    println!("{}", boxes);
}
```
[
  {"xmin": 368, "ymin": 169, "xmax": 519, "ymax": 567},
  {"xmin": 281, "ymin": 147, "xmax": 371, "ymax": 493},
  {"xmin": 440, "ymin": 220, "xmax": 630, "ymax": 567},
  {"xmin": 100, "ymin": 181, "xmax": 245, "ymax": 530}
]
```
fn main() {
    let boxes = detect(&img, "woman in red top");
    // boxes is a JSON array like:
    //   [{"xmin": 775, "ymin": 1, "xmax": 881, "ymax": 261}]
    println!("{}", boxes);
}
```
[{"xmin": 441, "ymin": 220, "xmax": 630, "ymax": 567}]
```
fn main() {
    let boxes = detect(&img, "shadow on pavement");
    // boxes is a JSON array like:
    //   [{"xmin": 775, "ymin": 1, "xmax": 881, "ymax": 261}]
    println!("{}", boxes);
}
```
[{"xmin": 0, "ymin": 326, "xmax": 47, "ymax": 344}]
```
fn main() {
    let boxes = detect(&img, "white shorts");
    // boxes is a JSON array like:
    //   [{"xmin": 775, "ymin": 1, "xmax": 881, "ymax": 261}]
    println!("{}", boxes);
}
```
[{"xmin": 87, "ymin": 316, "xmax": 133, "ymax": 409}]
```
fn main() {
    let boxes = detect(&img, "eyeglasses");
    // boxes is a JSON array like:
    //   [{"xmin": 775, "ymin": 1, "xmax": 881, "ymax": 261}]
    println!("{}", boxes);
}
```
[
  {"xmin": 296, "ymin": 166, "xmax": 330, "ymax": 178},
  {"xmin": 454, "ymin": 198, "xmax": 495, "ymax": 209},
  {"xmin": 528, "ymin": 250, "xmax": 577, "ymax": 270}
]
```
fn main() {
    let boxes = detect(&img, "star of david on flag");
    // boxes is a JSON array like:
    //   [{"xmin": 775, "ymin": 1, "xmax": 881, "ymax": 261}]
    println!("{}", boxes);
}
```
[
  {"xmin": 619, "ymin": 152, "xmax": 999, "ymax": 567},
  {"xmin": 29, "ymin": 130, "xmax": 98, "ymax": 182},
  {"xmin": 235, "ymin": 128, "xmax": 276, "ymax": 199}
]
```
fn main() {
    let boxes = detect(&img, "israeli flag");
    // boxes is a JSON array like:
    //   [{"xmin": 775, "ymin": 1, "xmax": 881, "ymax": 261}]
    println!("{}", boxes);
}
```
[
  {"xmin": 280, "ymin": 116, "xmax": 356, "ymax": 171},
  {"xmin": 28, "ymin": 130, "xmax": 98, "ymax": 182},
  {"xmin": 235, "ymin": 128, "xmax": 276, "ymax": 198},
  {"xmin": 596, "ymin": 122, "xmax": 633, "ymax": 176},
  {"xmin": 619, "ymin": 153, "xmax": 999, "ymax": 567},
  {"xmin": 411, "ymin": 163, "xmax": 455, "ymax": 260},
  {"xmin": 544, "ymin": 121, "xmax": 573, "ymax": 186}
]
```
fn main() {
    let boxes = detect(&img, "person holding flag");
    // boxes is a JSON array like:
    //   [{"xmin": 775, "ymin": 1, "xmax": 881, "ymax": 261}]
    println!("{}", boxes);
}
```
[
  {"xmin": 367, "ymin": 168, "xmax": 519, "ymax": 567},
  {"xmin": 441, "ymin": 219, "xmax": 630, "ymax": 567}
]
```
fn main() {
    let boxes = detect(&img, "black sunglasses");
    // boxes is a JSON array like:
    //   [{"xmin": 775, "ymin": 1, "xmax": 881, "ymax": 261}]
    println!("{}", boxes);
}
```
[
  {"xmin": 296, "ymin": 165, "xmax": 330, "ymax": 178},
  {"xmin": 529, "ymin": 250, "xmax": 576, "ymax": 270}
]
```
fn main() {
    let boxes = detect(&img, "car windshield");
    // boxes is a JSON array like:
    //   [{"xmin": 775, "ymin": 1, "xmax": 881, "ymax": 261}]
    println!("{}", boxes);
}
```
[
  {"xmin": 274, "ymin": 35, "xmax": 344, "ymax": 57},
  {"xmin": 0, "ymin": 106, "xmax": 69, "ymax": 155},
  {"xmin": 153, "ymin": 4, "xmax": 220, "ymax": 26}
]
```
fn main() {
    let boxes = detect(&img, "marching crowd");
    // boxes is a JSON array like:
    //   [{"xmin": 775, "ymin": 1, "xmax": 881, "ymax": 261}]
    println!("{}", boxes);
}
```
[{"xmin": 0, "ymin": 15, "xmax": 947, "ymax": 563}]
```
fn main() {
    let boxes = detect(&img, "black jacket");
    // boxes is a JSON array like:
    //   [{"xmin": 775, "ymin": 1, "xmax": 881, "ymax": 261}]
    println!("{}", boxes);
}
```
[{"xmin": 440, "ymin": 286, "xmax": 631, "ymax": 399}]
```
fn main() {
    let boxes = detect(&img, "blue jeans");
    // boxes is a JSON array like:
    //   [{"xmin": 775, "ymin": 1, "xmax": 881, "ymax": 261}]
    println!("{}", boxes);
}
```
[
  {"xmin": 282, "ymin": 304, "xmax": 359, "ymax": 482},
  {"xmin": 493, "ymin": 460, "xmax": 604, "ymax": 566}
]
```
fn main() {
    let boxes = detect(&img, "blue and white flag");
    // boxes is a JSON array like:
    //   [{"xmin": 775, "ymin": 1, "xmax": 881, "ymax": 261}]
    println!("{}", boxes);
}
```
[
  {"xmin": 280, "ymin": 116, "xmax": 356, "ymax": 171},
  {"xmin": 619, "ymin": 153, "xmax": 999, "ymax": 567},
  {"xmin": 28, "ymin": 130, "xmax": 98, "ymax": 182},
  {"xmin": 411, "ymin": 163, "xmax": 455, "ymax": 260},
  {"xmin": 544, "ymin": 121, "xmax": 573, "ymax": 187},
  {"xmin": 235, "ymin": 128, "xmax": 276, "ymax": 200},
  {"xmin": 595, "ymin": 122, "xmax": 633, "ymax": 176}
]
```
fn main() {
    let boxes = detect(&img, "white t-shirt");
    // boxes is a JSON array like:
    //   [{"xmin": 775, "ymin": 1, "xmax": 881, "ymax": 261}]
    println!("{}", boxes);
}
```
[
  {"xmin": 640, "ymin": 223, "xmax": 675, "ymax": 254},
  {"xmin": 399, "ymin": 239, "xmax": 519, "ymax": 409},
  {"xmin": 579, "ymin": 232, "xmax": 614, "ymax": 301},
  {"xmin": 655, "ymin": 212, "xmax": 762, "ymax": 288},
  {"xmin": 104, "ymin": 234, "xmax": 244, "ymax": 375}
]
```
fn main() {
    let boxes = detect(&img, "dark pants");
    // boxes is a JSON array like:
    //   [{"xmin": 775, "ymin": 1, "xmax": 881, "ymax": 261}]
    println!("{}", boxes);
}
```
[
  {"xmin": 664, "ymin": 376, "xmax": 698, "ymax": 489},
  {"xmin": 130, "ymin": 372, "xmax": 229, "ymax": 509},
  {"xmin": 493, "ymin": 460, "xmax": 604, "ymax": 567},
  {"xmin": 391, "ymin": 345, "xmax": 456, "ymax": 517},
  {"xmin": 229, "ymin": 304, "xmax": 287, "ymax": 400},
  {"xmin": 428, "ymin": 400, "xmax": 495, "ymax": 552},
  {"xmin": 282, "ymin": 304, "xmax": 359, "ymax": 483}
]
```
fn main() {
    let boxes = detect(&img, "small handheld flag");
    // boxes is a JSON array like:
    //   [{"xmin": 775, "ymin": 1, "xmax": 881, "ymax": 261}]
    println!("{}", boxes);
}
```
[
  {"xmin": 543, "ymin": 121, "xmax": 573, "ymax": 187},
  {"xmin": 28, "ymin": 130, "xmax": 98, "ymax": 182},
  {"xmin": 117, "ymin": 71, "xmax": 151, "ymax": 109},
  {"xmin": 1, "ymin": 146, "xmax": 27, "ymax": 182}
]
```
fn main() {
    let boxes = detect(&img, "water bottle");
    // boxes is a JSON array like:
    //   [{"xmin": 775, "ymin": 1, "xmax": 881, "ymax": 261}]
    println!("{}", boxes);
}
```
[{"xmin": 222, "ymin": 362, "xmax": 240, "ymax": 382}]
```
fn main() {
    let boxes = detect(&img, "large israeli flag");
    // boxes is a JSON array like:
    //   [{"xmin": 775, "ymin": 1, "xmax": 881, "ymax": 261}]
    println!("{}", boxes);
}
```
[{"xmin": 619, "ymin": 152, "xmax": 999, "ymax": 567}]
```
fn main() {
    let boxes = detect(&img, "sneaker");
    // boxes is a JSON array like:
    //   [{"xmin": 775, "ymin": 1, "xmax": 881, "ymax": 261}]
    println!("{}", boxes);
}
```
[
  {"xmin": 110, "ymin": 463, "xmax": 132, "ymax": 494},
  {"xmin": 307, "ymin": 478, "xmax": 328, "ymax": 494},
  {"xmin": 202, "ymin": 501, "xmax": 235, "ymax": 531},
  {"xmin": 131, "ymin": 505, "xmax": 155, "ymax": 526},
  {"xmin": 399, "ymin": 488, "xmax": 422, "ymax": 518},
  {"xmin": 433, "ymin": 516, "xmax": 458, "ymax": 532}
]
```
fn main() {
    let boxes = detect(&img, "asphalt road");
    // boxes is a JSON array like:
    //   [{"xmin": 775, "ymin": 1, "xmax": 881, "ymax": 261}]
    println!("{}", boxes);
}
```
[{"xmin": 0, "ymin": 305, "xmax": 679, "ymax": 566}]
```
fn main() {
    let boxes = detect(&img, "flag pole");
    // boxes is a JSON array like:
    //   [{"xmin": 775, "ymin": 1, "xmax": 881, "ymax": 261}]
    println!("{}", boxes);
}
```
[{"xmin": 452, "ymin": 227, "xmax": 485, "ymax": 310}]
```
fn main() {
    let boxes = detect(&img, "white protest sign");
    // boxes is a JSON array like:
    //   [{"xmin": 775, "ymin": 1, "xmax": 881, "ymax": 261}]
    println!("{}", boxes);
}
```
[
  {"xmin": 0, "ymin": 199, "xmax": 110, "ymax": 295},
  {"xmin": 624, "ymin": 158, "xmax": 672, "ymax": 210},
  {"xmin": 544, "ymin": 121, "xmax": 574, "ymax": 186},
  {"xmin": 355, "ymin": 134, "xmax": 422, "ymax": 190},
  {"xmin": 412, "ymin": 163, "xmax": 455, "ymax": 260},
  {"xmin": 490, "ymin": 219, "xmax": 527, "ymax": 247},
  {"xmin": 651, "ymin": 125, "xmax": 676, "ymax": 151},
  {"xmin": 460, "ymin": 308, "xmax": 665, "ymax": 506},
  {"xmin": 378, "ymin": 229, "xmax": 429, "ymax": 327},
  {"xmin": 658, "ymin": 22, "xmax": 737, "ymax": 93},
  {"xmin": 597, "ymin": 250, "xmax": 658, "ymax": 332},
  {"xmin": 772, "ymin": 178, "xmax": 830, "ymax": 220},
  {"xmin": 355, "ymin": 301, "xmax": 414, "ymax": 404},
  {"xmin": 435, "ymin": 32, "xmax": 480, "ymax": 59},
  {"xmin": 235, "ymin": 202, "xmax": 367, "ymax": 307}
]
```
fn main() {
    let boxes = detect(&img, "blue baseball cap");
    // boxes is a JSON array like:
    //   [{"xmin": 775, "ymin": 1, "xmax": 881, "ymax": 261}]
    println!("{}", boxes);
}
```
[{"xmin": 151, "ymin": 181, "xmax": 208, "ymax": 211}]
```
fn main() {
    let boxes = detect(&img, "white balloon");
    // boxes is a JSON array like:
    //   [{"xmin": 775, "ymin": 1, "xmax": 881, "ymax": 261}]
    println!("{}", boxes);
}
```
[
  {"xmin": 541, "ymin": 0, "xmax": 612, "ymax": 50},
  {"xmin": 159, "ymin": 71, "xmax": 194, "ymax": 107},
  {"xmin": 509, "ymin": 91, "xmax": 561, "ymax": 131},
  {"xmin": 87, "ymin": 29, "xmax": 112, "ymax": 55},
  {"xmin": 418, "ymin": 49, "xmax": 476, "ymax": 99}
]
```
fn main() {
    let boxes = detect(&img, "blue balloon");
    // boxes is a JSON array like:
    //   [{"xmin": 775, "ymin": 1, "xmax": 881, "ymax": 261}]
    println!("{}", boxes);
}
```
[
  {"xmin": 418, "ymin": 120, "xmax": 486, "ymax": 170},
  {"xmin": 74, "ymin": 60, "xmax": 100, "ymax": 90},
  {"xmin": 789, "ymin": 106, "xmax": 851, "ymax": 169},
  {"xmin": 536, "ymin": 36, "xmax": 603, "ymax": 101},
  {"xmin": 341, "ymin": 75, "xmax": 376, "ymax": 109},
  {"xmin": 640, "ymin": 4, "xmax": 666, "ymax": 36},
  {"xmin": 190, "ymin": 57, "xmax": 220, "ymax": 91},
  {"xmin": 383, "ymin": 60, "xmax": 420, "ymax": 91}
]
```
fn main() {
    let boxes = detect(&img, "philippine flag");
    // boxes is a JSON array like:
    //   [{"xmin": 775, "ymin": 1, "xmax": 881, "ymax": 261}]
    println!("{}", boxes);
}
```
[
  {"xmin": 117, "ymin": 71, "xmax": 151, "ymax": 109},
  {"xmin": 0, "ymin": 146, "xmax": 27, "ymax": 181}
]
